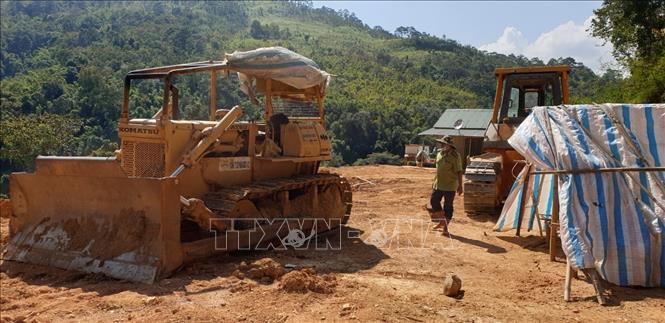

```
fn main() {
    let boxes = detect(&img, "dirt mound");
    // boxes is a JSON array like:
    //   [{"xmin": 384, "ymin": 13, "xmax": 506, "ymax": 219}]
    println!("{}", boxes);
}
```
[
  {"xmin": 243, "ymin": 258, "xmax": 285, "ymax": 282},
  {"xmin": 279, "ymin": 268, "xmax": 336, "ymax": 293}
]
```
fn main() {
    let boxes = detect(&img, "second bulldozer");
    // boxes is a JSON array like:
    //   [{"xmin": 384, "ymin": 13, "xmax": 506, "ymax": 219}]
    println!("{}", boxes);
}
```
[
  {"xmin": 2, "ymin": 47, "xmax": 352, "ymax": 283},
  {"xmin": 464, "ymin": 65, "xmax": 570, "ymax": 213}
]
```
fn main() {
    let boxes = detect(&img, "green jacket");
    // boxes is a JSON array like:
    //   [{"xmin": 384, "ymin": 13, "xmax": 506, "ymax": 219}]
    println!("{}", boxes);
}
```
[{"xmin": 433, "ymin": 149, "xmax": 462, "ymax": 191}]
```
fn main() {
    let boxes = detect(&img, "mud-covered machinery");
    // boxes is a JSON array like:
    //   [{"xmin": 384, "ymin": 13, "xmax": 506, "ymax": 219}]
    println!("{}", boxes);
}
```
[
  {"xmin": 464, "ymin": 66, "xmax": 570, "ymax": 213},
  {"xmin": 2, "ymin": 47, "xmax": 352, "ymax": 283}
]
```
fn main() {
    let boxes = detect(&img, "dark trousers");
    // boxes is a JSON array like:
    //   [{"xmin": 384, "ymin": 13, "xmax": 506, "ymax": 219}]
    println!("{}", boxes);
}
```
[{"xmin": 430, "ymin": 189, "xmax": 455, "ymax": 221}]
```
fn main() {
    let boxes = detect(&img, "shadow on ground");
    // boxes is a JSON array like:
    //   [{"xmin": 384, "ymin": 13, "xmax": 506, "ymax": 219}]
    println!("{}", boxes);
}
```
[
  {"xmin": 449, "ymin": 233, "xmax": 507, "ymax": 253},
  {"xmin": 1, "ymin": 226, "xmax": 389, "ymax": 297},
  {"xmin": 462, "ymin": 208, "xmax": 501, "ymax": 223},
  {"xmin": 497, "ymin": 234, "xmax": 562, "ymax": 256}
]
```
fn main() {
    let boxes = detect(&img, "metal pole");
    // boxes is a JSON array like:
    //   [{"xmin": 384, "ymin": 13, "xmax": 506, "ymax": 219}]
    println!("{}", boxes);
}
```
[
  {"xmin": 210, "ymin": 70, "xmax": 218, "ymax": 121},
  {"xmin": 265, "ymin": 79, "xmax": 273, "ymax": 123},
  {"xmin": 121, "ymin": 76, "xmax": 130, "ymax": 122}
]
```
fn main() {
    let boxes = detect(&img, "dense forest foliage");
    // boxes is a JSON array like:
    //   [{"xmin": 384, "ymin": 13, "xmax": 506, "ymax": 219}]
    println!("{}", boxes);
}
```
[
  {"xmin": 590, "ymin": 0, "xmax": 665, "ymax": 103},
  {"xmin": 0, "ymin": 1, "xmax": 658, "ymax": 190}
]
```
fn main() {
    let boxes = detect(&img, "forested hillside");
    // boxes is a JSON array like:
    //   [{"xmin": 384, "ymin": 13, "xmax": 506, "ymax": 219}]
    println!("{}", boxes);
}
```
[{"xmin": 0, "ymin": 1, "xmax": 638, "ymax": 188}]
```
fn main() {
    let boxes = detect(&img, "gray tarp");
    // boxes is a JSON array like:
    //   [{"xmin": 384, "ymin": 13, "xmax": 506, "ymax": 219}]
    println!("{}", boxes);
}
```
[{"xmin": 225, "ymin": 47, "xmax": 330, "ymax": 101}]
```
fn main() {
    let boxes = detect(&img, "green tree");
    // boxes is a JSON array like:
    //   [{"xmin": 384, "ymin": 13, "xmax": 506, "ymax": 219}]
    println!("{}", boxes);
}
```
[
  {"xmin": 591, "ymin": 0, "xmax": 665, "ymax": 63},
  {"xmin": 591, "ymin": 0, "xmax": 665, "ymax": 102},
  {"xmin": 0, "ymin": 114, "xmax": 82, "ymax": 170},
  {"xmin": 250, "ymin": 20, "xmax": 265, "ymax": 39}
]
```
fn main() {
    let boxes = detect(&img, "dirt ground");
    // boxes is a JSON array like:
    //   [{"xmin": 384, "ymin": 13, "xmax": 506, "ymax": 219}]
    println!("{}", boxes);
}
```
[{"xmin": 1, "ymin": 165, "xmax": 664, "ymax": 322}]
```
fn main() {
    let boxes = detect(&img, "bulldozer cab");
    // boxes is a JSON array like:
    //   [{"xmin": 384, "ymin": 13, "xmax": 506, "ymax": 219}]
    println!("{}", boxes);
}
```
[
  {"xmin": 121, "ymin": 61, "xmax": 327, "ymax": 124},
  {"xmin": 496, "ymin": 71, "xmax": 566, "ymax": 124},
  {"xmin": 486, "ymin": 65, "xmax": 570, "ymax": 145},
  {"xmin": 492, "ymin": 65, "xmax": 570, "ymax": 125}
]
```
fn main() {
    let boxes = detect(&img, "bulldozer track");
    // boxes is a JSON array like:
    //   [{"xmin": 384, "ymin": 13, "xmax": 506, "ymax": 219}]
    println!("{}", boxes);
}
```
[
  {"xmin": 202, "ymin": 173, "xmax": 352, "ymax": 221},
  {"xmin": 339, "ymin": 176, "xmax": 352, "ymax": 224}
]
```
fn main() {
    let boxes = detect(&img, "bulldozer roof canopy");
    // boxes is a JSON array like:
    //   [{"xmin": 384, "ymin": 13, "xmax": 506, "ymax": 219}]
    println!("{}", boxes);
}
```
[{"xmin": 126, "ymin": 47, "xmax": 330, "ymax": 101}]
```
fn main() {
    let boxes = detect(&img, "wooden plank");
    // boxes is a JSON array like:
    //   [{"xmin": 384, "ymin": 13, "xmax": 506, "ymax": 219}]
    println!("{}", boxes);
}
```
[{"xmin": 564, "ymin": 258, "xmax": 573, "ymax": 301}]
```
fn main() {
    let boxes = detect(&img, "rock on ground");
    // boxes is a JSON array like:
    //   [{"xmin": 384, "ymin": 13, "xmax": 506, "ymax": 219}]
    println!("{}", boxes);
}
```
[
  {"xmin": 443, "ymin": 274, "xmax": 462, "ymax": 297},
  {"xmin": 245, "ymin": 258, "xmax": 285, "ymax": 282}
]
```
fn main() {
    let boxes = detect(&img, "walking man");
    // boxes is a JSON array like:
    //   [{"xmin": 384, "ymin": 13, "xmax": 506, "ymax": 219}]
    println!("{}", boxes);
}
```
[{"xmin": 428, "ymin": 136, "xmax": 463, "ymax": 235}]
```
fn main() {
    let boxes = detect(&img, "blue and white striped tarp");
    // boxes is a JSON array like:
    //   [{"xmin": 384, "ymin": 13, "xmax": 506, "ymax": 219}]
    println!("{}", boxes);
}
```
[
  {"xmin": 502, "ymin": 104, "xmax": 665, "ymax": 287},
  {"xmin": 494, "ymin": 168, "xmax": 555, "ymax": 234}
]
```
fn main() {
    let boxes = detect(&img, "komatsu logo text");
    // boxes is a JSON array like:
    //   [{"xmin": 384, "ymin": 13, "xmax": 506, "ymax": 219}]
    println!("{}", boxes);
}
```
[{"xmin": 119, "ymin": 127, "xmax": 159, "ymax": 135}]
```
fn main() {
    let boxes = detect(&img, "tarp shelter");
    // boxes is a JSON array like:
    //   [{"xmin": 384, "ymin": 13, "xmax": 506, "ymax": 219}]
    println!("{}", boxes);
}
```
[
  {"xmin": 495, "ymin": 104, "xmax": 665, "ymax": 287},
  {"xmin": 419, "ymin": 109, "xmax": 492, "ymax": 166}
]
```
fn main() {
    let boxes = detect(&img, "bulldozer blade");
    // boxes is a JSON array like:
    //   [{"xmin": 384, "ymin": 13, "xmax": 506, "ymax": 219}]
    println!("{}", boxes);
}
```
[{"xmin": 2, "ymin": 168, "xmax": 183, "ymax": 283}]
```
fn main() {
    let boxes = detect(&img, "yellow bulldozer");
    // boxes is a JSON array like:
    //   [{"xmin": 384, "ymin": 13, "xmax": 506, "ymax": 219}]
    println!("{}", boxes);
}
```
[
  {"xmin": 2, "ymin": 47, "xmax": 352, "ymax": 283},
  {"xmin": 463, "ymin": 65, "xmax": 570, "ymax": 213}
]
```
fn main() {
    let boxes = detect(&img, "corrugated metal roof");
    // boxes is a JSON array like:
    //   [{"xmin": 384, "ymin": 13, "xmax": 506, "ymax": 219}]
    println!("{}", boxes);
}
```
[
  {"xmin": 432, "ymin": 109, "xmax": 493, "ymax": 129},
  {"xmin": 418, "ymin": 128, "xmax": 487, "ymax": 137},
  {"xmin": 419, "ymin": 109, "xmax": 492, "ymax": 138}
]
